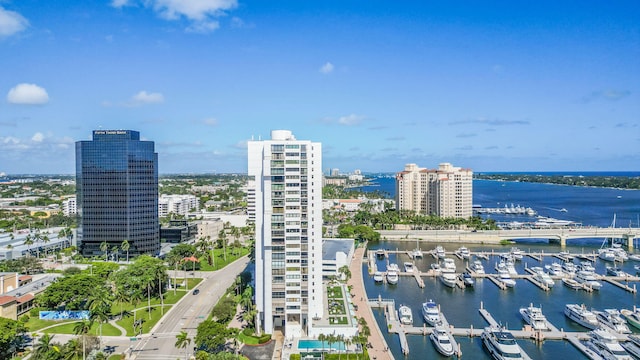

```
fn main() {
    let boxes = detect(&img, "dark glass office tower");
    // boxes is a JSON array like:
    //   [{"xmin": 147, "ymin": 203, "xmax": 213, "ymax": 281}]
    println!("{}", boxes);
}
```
[{"xmin": 76, "ymin": 130, "xmax": 160, "ymax": 257}]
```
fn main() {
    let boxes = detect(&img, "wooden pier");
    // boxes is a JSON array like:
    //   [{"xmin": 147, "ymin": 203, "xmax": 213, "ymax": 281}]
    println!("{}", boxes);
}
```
[{"xmin": 602, "ymin": 277, "xmax": 638, "ymax": 293}]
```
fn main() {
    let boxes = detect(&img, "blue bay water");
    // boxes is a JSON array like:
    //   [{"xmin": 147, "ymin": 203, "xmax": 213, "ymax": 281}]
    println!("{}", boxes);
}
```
[{"xmin": 355, "ymin": 175, "xmax": 640, "ymax": 359}]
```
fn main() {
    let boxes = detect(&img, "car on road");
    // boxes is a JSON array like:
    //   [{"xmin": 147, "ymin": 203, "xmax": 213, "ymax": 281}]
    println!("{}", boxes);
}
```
[{"xmin": 193, "ymin": 289, "xmax": 200, "ymax": 295}]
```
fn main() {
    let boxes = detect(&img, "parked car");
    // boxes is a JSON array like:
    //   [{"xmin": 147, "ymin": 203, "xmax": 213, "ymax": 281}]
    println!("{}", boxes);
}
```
[{"xmin": 193, "ymin": 289, "xmax": 200, "ymax": 295}]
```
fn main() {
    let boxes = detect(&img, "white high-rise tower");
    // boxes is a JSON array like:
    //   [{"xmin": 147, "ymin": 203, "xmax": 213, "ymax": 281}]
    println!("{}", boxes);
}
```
[{"xmin": 248, "ymin": 130, "xmax": 324, "ymax": 337}]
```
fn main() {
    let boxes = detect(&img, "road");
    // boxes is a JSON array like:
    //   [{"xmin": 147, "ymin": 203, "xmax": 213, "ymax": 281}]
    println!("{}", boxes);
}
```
[{"xmin": 129, "ymin": 256, "xmax": 250, "ymax": 360}]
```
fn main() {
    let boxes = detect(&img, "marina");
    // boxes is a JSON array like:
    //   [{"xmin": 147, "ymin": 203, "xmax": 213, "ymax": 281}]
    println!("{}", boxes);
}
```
[{"xmin": 365, "ymin": 241, "xmax": 640, "ymax": 359}]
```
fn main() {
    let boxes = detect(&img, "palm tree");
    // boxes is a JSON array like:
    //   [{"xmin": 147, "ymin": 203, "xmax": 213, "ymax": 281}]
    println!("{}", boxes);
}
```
[
  {"xmin": 88, "ymin": 288, "xmax": 112, "ymax": 350},
  {"xmin": 327, "ymin": 334, "xmax": 335, "ymax": 354},
  {"xmin": 24, "ymin": 235, "xmax": 33, "ymax": 257},
  {"xmin": 73, "ymin": 319, "xmax": 93, "ymax": 360},
  {"xmin": 100, "ymin": 241, "xmax": 108, "ymax": 261},
  {"xmin": 217, "ymin": 229, "xmax": 227, "ymax": 261},
  {"xmin": 230, "ymin": 226, "xmax": 241, "ymax": 255},
  {"xmin": 317, "ymin": 334, "xmax": 326, "ymax": 353},
  {"xmin": 32, "ymin": 231, "xmax": 43, "ymax": 258},
  {"xmin": 62, "ymin": 337, "xmax": 82, "ymax": 360},
  {"xmin": 41, "ymin": 235, "xmax": 50, "ymax": 257},
  {"xmin": 175, "ymin": 331, "xmax": 192, "ymax": 360},
  {"xmin": 121, "ymin": 239, "xmax": 130, "ymax": 262},
  {"xmin": 33, "ymin": 333, "xmax": 59, "ymax": 359}
]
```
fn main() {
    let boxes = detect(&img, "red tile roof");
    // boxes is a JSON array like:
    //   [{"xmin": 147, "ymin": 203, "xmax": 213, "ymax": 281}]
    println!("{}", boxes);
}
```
[
  {"xmin": 16, "ymin": 294, "xmax": 34, "ymax": 303},
  {"xmin": 0, "ymin": 296, "xmax": 16, "ymax": 306},
  {"xmin": 18, "ymin": 275, "xmax": 32, "ymax": 281}
]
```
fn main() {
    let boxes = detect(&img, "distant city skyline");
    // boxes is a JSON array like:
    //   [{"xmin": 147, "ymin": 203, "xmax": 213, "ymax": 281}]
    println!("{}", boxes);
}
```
[{"xmin": 1, "ymin": 1, "xmax": 639, "ymax": 174}]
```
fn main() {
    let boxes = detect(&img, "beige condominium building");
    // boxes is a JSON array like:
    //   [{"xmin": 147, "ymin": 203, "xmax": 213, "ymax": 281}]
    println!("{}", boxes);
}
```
[{"xmin": 395, "ymin": 162, "xmax": 473, "ymax": 218}]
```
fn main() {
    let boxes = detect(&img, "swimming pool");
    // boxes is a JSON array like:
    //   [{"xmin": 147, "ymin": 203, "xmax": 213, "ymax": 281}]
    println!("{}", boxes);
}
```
[{"xmin": 297, "ymin": 339, "xmax": 346, "ymax": 351}]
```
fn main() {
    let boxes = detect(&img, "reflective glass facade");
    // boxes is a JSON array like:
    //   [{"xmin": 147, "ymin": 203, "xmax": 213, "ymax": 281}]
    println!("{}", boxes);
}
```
[{"xmin": 76, "ymin": 130, "xmax": 160, "ymax": 256}]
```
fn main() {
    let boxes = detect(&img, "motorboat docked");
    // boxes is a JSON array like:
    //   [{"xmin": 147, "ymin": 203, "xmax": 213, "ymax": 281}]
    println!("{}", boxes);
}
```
[
  {"xmin": 578, "ymin": 261, "xmax": 596, "ymax": 272},
  {"xmin": 621, "ymin": 308, "xmax": 640, "ymax": 330},
  {"xmin": 495, "ymin": 259, "xmax": 517, "ymax": 276},
  {"xmin": 440, "ymin": 272, "xmax": 458, "ymax": 288},
  {"xmin": 595, "ymin": 309, "xmax": 631, "ymax": 334},
  {"xmin": 460, "ymin": 272, "xmax": 475, "ymax": 287},
  {"xmin": 404, "ymin": 262, "xmax": 415, "ymax": 273},
  {"xmin": 422, "ymin": 299, "xmax": 441, "ymax": 326},
  {"xmin": 562, "ymin": 278, "xmax": 582, "ymax": 290},
  {"xmin": 386, "ymin": 270, "xmax": 399, "ymax": 285},
  {"xmin": 373, "ymin": 271, "xmax": 384, "ymax": 282},
  {"xmin": 430, "ymin": 263, "xmax": 442, "ymax": 274},
  {"xmin": 575, "ymin": 270, "xmax": 603, "ymax": 291},
  {"xmin": 441, "ymin": 258, "xmax": 457, "ymax": 273},
  {"xmin": 561, "ymin": 261, "xmax": 577, "ymax": 275},
  {"xmin": 622, "ymin": 335, "xmax": 640, "ymax": 359},
  {"xmin": 497, "ymin": 267, "xmax": 516, "ymax": 288},
  {"xmin": 456, "ymin": 246, "xmax": 471, "ymax": 259},
  {"xmin": 606, "ymin": 265, "xmax": 628, "ymax": 277},
  {"xmin": 530, "ymin": 267, "xmax": 555, "ymax": 288},
  {"xmin": 599, "ymin": 248, "xmax": 618, "ymax": 262},
  {"xmin": 558, "ymin": 251, "xmax": 574, "ymax": 260},
  {"xmin": 586, "ymin": 328, "xmax": 633, "ymax": 360},
  {"xmin": 545, "ymin": 262, "xmax": 563, "ymax": 276},
  {"xmin": 430, "ymin": 325, "xmax": 456, "ymax": 357},
  {"xmin": 481, "ymin": 326, "xmax": 531, "ymax": 360},
  {"xmin": 398, "ymin": 305, "xmax": 413, "ymax": 325},
  {"xmin": 435, "ymin": 246, "xmax": 446, "ymax": 259},
  {"xmin": 375, "ymin": 249, "xmax": 385, "ymax": 258},
  {"xmin": 629, "ymin": 253, "xmax": 640, "ymax": 262},
  {"xmin": 510, "ymin": 247, "xmax": 524, "ymax": 260},
  {"xmin": 564, "ymin": 304, "xmax": 599, "ymax": 329},
  {"xmin": 412, "ymin": 249, "xmax": 423, "ymax": 259},
  {"xmin": 519, "ymin": 304, "xmax": 549, "ymax": 331},
  {"xmin": 472, "ymin": 260, "xmax": 485, "ymax": 274}
]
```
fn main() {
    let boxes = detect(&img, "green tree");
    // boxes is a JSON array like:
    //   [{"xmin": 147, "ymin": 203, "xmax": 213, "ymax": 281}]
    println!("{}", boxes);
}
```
[
  {"xmin": 38, "ymin": 274, "xmax": 104, "ymax": 310},
  {"xmin": 32, "ymin": 333, "xmax": 61, "ymax": 359},
  {"xmin": 194, "ymin": 320, "xmax": 237, "ymax": 353},
  {"xmin": 121, "ymin": 239, "xmax": 130, "ymax": 262},
  {"xmin": 0, "ymin": 317, "xmax": 27, "ymax": 359},
  {"xmin": 73, "ymin": 320, "xmax": 92, "ymax": 360},
  {"xmin": 175, "ymin": 331, "xmax": 192, "ymax": 360},
  {"xmin": 100, "ymin": 241, "xmax": 108, "ymax": 261}
]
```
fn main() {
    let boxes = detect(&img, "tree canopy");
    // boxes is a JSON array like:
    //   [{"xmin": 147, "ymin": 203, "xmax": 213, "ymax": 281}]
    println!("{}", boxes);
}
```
[
  {"xmin": 0, "ymin": 317, "xmax": 27, "ymax": 359},
  {"xmin": 195, "ymin": 320, "xmax": 238, "ymax": 353},
  {"xmin": 38, "ymin": 274, "xmax": 104, "ymax": 310}
]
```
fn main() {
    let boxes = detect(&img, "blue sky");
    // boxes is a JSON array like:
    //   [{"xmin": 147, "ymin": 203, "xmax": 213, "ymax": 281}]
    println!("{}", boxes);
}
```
[{"xmin": 1, "ymin": 1, "xmax": 639, "ymax": 174}]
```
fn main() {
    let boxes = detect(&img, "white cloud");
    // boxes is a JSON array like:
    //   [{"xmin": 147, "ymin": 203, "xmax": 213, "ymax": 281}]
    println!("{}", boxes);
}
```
[
  {"xmin": 0, "ymin": 6, "xmax": 29, "ymax": 38},
  {"xmin": 131, "ymin": 91, "xmax": 164, "ymax": 105},
  {"xmin": 186, "ymin": 20, "xmax": 219, "ymax": 33},
  {"xmin": 112, "ymin": 0, "xmax": 237, "ymax": 33},
  {"xmin": 7, "ymin": 83, "xmax": 50, "ymax": 105},
  {"xmin": 319, "ymin": 62, "xmax": 334, "ymax": 74},
  {"xmin": 338, "ymin": 114, "xmax": 364, "ymax": 126},
  {"xmin": 31, "ymin": 132, "xmax": 44, "ymax": 142},
  {"xmin": 202, "ymin": 118, "xmax": 218, "ymax": 126}
]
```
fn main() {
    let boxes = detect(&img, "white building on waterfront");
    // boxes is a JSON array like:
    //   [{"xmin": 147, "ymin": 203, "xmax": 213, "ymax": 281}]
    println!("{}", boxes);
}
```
[
  {"xmin": 396, "ymin": 162, "xmax": 473, "ymax": 218},
  {"xmin": 248, "ymin": 130, "xmax": 324, "ymax": 338},
  {"xmin": 158, "ymin": 194, "xmax": 199, "ymax": 217}
]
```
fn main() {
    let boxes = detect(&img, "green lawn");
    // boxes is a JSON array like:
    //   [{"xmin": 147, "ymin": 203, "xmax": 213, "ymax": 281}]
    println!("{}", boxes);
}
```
[
  {"xmin": 42, "ymin": 321, "xmax": 121, "ymax": 336},
  {"xmin": 198, "ymin": 248, "xmax": 249, "ymax": 271},
  {"xmin": 116, "ymin": 305, "xmax": 172, "ymax": 336},
  {"xmin": 25, "ymin": 317, "xmax": 75, "ymax": 332}
]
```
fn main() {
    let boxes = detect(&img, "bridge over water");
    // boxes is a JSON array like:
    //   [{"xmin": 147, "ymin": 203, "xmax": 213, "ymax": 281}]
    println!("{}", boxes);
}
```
[{"xmin": 378, "ymin": 227, "xmax": 640, "ymax": 249}]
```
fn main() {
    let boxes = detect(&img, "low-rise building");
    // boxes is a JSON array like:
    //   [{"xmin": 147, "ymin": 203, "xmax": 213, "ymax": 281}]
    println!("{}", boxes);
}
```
[
  {"xmin": 322, "ymin": 238, "xmax": 355, "ymax": 280},
  {"xmin": 159, "ymin": 220, "xmax": 198, "ymax": 244},
  {"xmin": 158, "ymin": 194, "xmax": 199, "ymax": 217}
]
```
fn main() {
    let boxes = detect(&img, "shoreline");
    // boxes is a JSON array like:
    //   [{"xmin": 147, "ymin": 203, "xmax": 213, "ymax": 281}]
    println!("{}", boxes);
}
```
[{"xmin": 474, "ymin": 178, "xmax": 640, "ymax": 191}]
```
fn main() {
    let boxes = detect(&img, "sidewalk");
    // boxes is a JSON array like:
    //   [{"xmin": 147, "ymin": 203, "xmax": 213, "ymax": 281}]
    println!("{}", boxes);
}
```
[{"xmin": 347, "ymin": 245, "xmax": 393, "ymax": 360}]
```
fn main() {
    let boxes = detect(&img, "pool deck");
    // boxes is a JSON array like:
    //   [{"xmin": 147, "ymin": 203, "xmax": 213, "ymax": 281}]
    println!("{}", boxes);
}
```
[{"xmin": 348, "ymin": 245, "xmax": 394, "ymax": 360}]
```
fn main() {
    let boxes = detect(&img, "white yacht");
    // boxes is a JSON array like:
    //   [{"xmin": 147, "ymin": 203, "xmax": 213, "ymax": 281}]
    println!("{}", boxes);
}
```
[
  {"xmin": 375, "ymin": 249, "xmax": 385, "ymax": 258},
  {"xmin": 545, "ymin": 262, "xmax": 563, "ymax": 276},
  {"xmin": 496, "ymin": 259, "xmax": 517, "ymax": 277},
  {"xmin": 606, "ymin": 265, "xmax": 628, "ymax": 277},
  {"xmin": 562, "ymin": 278, "xmax": 582, "ymax": 290},
  {"xmin": 441, "ymin": 258, "xmax": 457, "ymax": 273},
  {"xmin": 435, "ymin": 246, "xmax": 446, "ymax": 259},
  {"xmin": 496, "ymin": 267, "xmax": 516, "ymax": 288},
  {"xmin": 457, "ymin": 246, "xmax": 471, "ymax": 259},
  {"xmin": 430, "ymin": 263, "xmax": 442, "ymax": 274},
  {"xmin": 531, "ymin": 267, "xmax": 555, "ymax": 287},
  {"xmin": 439, "ymin": 272, "xmax": 457, "ymax": 288},
  {"xmin": 561, "ymin": 261, "xmax": 577, "ymax": 276},
  {"xmin": 481, "ymin": 326, "xmax": 531, "ymax": 360},
  {"xmin": 578, "ymin": 261, "xmax": 596, "ymax": 272},
  {"xmin": 422, "ymin": 299, "xmax": 441, "ymax": 326},
  {"xmin": 586, "ymin": 328, "xmax": 633, "ymax": 360},
  {"xmin": 404, "ymin": 262, "xmax": 415, "ymax": 273},
  {"xmin": 472, "ymin": 260, "xmax": 485, "ymax": 274},
  {"xmin": 595, "ymin": 309, "xmax": 631, "ymax": 334},
  {"xmin": 564, "ymin": 304, "xmax": 599, "ymax": 329},
  {"xmin": 387, "ymin": 263, "xmax": 400, "ymax": 272},
  {"xmin": 575, "ymin": 270, "xmax": 603, "ymax": 290},
  {"xmin": 373, "ymin": 271, "xmax": 384, "ymax": 282},
  {"xmin": 622, "ymin": 335, "xmax": 640, "ymax": 359},
  {"xmin": 430, "ymin": 325, "xmax": 456, "ymax": 357},
  {"xmin": 386, "ymin": 270, "xmax": 399, "ymax": 285},
  {"xmin": 599, "ymin": 248, "xmax": 618, "ymax": 262},
  {"xmin": 460, "ymin": 272, "xmax": 475, "ymax": 287},
  {"xmin": 412, "ymin": 249, "xmax": 423, "ymax": 259},
  {"xmin": 629, "ymin": 254, "xmax": 640, "ymax": 262},
  {"xmin": 398, "ymin": 305, "xmax": 413, "ymax": 325},
  {"xmin": 510, "ymin": 247, "xmax": 524, "ymax": 260},
  {"xmin": 519, "ymin": 304, "xmax": 548, "ymax": 331}
]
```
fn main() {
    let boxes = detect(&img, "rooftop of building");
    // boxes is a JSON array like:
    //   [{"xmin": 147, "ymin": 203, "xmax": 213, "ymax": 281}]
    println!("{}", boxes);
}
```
[{"xmin": 322, "ymin": 239, "xmax": 354, "ymax": 261}]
